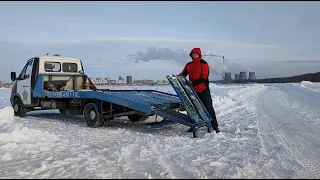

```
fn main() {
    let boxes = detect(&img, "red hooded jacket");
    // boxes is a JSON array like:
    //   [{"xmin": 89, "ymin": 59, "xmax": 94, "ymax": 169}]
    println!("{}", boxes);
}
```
[{"xmin": 179, "ymin": 48, "xmax": 210, "ymax": 93}]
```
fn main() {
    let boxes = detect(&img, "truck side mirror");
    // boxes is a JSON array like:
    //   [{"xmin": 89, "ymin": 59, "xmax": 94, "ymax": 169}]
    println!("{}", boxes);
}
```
[
  {"xmin": 79, "ymin": 70, "xmax": 84, "ymax": 74},
  {"xmin": 11, "ymin": 72, "xmax": 17, "ymax": 81}
]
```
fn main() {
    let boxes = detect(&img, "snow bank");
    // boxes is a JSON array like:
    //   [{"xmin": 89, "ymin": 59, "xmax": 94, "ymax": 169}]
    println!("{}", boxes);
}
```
[
  {"xmin": 300, "ymin": 81, "xmax": 320, "ymax": 92},
  {"xmin": 0, "ymin": 107, "xmax": 60, "ymax": 161},
  {"xmin": 0, "ymin": 88, "xmax": 10, "ymax": 109},
  {"xmin": 301, "ymin": 81, "xmax": 314, "ymax": 87},
  {"xmin": 0, "ymin": 106, "xmax": 60, "ymax": 144},
  {"xmin": 0, "ymin": 106, "xmax": 14, "ymax": 119}
]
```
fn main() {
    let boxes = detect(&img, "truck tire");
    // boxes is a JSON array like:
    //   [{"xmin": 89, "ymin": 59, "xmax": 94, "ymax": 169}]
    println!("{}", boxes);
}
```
[
  {"xmin": 83, "ymin": 103, "xmax": 104, "ymax": 128},
  {"xmin": 128, "ymin": 114, "xmax": 149, "ymax": 122},
  {"xmin": 12, "ymin": 98, "xmax": 26, "ymax": 117}
]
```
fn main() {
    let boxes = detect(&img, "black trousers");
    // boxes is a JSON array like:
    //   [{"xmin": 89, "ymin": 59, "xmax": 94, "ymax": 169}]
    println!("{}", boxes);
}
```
[{"xmin": 196, "ymin": 89, "xmax": 219, "ymax": 129}]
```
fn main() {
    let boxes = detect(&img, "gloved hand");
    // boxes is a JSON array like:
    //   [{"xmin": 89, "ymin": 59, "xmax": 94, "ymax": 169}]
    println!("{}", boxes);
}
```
[{"xmin": 187, "ymin": 81, "xmax": 193, "ymax": 86}]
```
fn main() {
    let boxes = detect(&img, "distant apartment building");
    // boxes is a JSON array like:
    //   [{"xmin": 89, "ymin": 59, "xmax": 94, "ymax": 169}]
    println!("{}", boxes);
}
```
[
  {"xmin": 134, "ymin": 80, "xmax": 143, "ymax": 85},
  {"xmin": 156, "ymin": 79, "xmax": 169, "ymax": 85},
  {"xmin": 109, "ymin": 80, "xmax": 116, "ymax": 85},
  {"xmin": 89, "ymin": 78, "xmax": 95, "ymax": 83},
  {"xmin": 126, "ymin": 75, "xmax": 133, "ymax": 85},
  {"xmin": 118, "ymin": 76, "xmax": 124, "ymax": 81},
  {"xmin": 117, "ymin": 79, "xmax": 125, "ymax": 85},
  {"xmin": 134, "ymin": 79, "xmax": 154, "ymax": 85},
  {"xmin": 0, "ymin": 81, "xmax": 4, "ymax": 88},
  {"xmin": 145, "ymin": 80, "xmax": 154, "ymax": 84}
]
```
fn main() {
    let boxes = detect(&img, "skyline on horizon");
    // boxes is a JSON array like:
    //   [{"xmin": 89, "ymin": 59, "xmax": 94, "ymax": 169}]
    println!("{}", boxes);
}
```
[{"xmin": 1, "ymin": 2, "xmax": 320, "ymax": 81}]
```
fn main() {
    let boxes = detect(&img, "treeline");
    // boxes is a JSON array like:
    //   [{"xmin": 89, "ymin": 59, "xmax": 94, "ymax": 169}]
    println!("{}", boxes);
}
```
[
  {"xmin": 255, "ymin": 71, "xmax": 320, "ymax": 83},
  {"xmin": 211, "ymin": 71, "xmax": 320, "ymax": 84}
]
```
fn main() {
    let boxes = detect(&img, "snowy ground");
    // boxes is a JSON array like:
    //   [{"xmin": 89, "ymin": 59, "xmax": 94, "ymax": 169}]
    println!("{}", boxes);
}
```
[{"xmin": 0, "ymin": 82, "xmax": 320, "ymax": 178}]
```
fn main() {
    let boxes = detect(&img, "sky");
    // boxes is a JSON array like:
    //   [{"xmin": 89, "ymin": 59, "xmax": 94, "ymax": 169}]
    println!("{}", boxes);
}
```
[{"xmin": 1, "ymin": 1, "xmax": 320, "ymax": 82}]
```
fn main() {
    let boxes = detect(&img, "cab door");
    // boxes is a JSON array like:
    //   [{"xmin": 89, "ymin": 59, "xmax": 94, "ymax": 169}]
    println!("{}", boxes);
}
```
[{"xmin": 17, "ymin": 59, "xmax": 34, "ymax": 105}]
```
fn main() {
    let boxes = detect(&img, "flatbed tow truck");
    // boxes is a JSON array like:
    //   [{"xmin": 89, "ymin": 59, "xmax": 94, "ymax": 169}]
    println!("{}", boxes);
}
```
[{"xmin": 10, "ymin": 55, "xmax": 213, "ymax": 138}]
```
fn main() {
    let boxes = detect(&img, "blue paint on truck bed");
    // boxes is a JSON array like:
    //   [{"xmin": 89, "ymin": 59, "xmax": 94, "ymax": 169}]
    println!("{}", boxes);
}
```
[{"xmin": 33, "ymin": 74, "xmax": 181, "ymax": 113}]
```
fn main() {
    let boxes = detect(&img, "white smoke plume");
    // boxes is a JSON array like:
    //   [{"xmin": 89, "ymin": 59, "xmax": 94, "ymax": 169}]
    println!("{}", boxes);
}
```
[{"xmin": 125, "ymin": 46, "xmax": 253, "ymax": 76}]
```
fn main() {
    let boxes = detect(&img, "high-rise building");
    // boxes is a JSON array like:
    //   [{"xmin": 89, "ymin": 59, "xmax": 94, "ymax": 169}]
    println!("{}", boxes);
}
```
[
  {"xmin": 118, "ymin": 76, "xmax": 124, "ymax": 81},
  {"xmin": 126, "ymin": 75, "xmax": 133, "ymax": 85},
  {"xmin": 224, "ymin": 72, "xmax": 232, "ymax": 83}
]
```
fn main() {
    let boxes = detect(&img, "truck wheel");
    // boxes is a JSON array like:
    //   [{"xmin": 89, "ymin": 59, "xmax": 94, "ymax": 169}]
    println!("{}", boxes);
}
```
[
  {"xmin": 83, "ymin": 103, "xmax": 104, "ymax": 128},
  {"xmin": 59, "ymin": 109, "xmax": 67, "ymax": 115},
  {"xmin": 128, "ymin": 114, "xmax": 149, "ymax": 122},
  {"xmin": 12, "ymin": 98, "xmax": 26, "ymax": 117}
]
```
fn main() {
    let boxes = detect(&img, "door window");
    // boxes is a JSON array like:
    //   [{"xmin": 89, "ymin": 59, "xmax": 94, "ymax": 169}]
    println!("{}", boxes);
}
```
[
  {"xmin": 24, "ymin": 60, "xmax": 33, "ymax": 79},
  {"xmin": 18, "ymin": 60, "xmax": 33, "ymax": 80}
]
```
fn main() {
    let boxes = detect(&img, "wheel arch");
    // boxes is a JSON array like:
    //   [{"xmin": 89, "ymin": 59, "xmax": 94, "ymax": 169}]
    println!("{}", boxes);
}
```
[{"xmin": 11, "ymin": 93, "xmax": 22, "ymax": 105}]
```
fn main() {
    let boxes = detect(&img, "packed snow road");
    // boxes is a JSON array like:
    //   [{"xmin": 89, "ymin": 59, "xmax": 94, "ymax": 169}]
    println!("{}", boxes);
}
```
[
  {"xmin": 256, "ymin": 83, "xmax": 320, "ymax": 179},
  {"xmin": 0, "ymin": 83, "xmax": 319, "ymax": 179}
]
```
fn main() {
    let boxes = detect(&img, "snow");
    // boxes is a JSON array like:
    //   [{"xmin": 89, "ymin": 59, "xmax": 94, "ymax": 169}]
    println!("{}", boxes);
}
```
[
  {"xmin": 300, "ymin": 81, "xmax": 320, "ymax": 92},
  {"xmin": 0, "ymin": 83, "xmax": 320, "ymax": 178},
  {"xmin": 0, "ymin": 106, "xmax": 60, "ymax": 164}
]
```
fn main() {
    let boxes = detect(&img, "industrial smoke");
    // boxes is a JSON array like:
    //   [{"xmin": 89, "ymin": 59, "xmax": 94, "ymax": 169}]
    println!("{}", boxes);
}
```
[{"xmin": 125, "ymin": 46, "xmax": 253, "ymax": 77}]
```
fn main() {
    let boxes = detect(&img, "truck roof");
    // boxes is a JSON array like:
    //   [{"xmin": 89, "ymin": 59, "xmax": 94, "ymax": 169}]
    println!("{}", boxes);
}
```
[
  {"xmin": 37, "ymin": 55, "xmax": 84, "ymax": 74},
  {"xmin": 38, "ymin": 56, "xmax": 81, "ymax": 61}
]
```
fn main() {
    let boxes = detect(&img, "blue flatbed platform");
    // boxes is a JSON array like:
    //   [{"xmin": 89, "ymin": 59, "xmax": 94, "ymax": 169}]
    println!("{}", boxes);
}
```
[{"xmin": 32, "ymin": 74, "xmax": 213, "ymax": 138}]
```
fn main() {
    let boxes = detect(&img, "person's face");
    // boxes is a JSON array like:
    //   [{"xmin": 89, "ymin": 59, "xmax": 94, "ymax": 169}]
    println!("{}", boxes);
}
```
[{"xmin": 192, "ymin": 53, "xmax": 200, "ymax": 59}]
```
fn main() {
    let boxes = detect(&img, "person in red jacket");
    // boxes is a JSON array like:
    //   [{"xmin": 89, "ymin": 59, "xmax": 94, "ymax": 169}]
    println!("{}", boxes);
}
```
[{"xmin": 180, "ymin": 48, "xmax": 220, "ymax": 133}]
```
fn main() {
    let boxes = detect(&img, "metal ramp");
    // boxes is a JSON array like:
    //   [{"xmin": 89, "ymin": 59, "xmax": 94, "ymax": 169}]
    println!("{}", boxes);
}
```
[{"xmin": 140, "ymin": 75, "xmax": 213, "ymax": 138}]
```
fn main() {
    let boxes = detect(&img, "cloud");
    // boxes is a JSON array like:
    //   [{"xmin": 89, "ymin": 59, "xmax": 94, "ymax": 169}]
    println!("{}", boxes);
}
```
[
  {"xmin": 125, "ymin": 46, "xmax": 253, "ymax": 77},
  {"xmin": 78, "ymin": 37, "xmax": 279, "ymax": 48},
  {"xmin": 0, "ymin": 40, "xmax": 57, "ymax": 47},
  {"xmin": 0, "ymin": 36, "xmax": 279, "ymax": 49}
]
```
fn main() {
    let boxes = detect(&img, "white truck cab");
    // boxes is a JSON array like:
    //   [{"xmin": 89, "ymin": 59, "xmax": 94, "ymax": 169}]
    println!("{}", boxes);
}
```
[{"xmin": 10, "ymin": 54, "xmax": 86, "ymax": 116}]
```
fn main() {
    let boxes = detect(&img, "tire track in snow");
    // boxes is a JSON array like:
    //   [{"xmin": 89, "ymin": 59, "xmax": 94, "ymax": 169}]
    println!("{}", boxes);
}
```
[
  {"xmin": 257, "ymin": 85, "xmax": 320, "ymax": 178},
  {"xmin": 149, "ymin": 140, "xmax": 198, "ymax": 179},
  {"xmin": 274, "ymin": 89, "xmax": 320, "ymax": 178}
]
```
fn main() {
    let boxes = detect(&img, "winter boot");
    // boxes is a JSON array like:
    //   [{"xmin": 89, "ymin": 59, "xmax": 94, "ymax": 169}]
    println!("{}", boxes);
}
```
[{"xmin": 213, "ymin": 127, "xmax": 220, "ymax": 133}]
